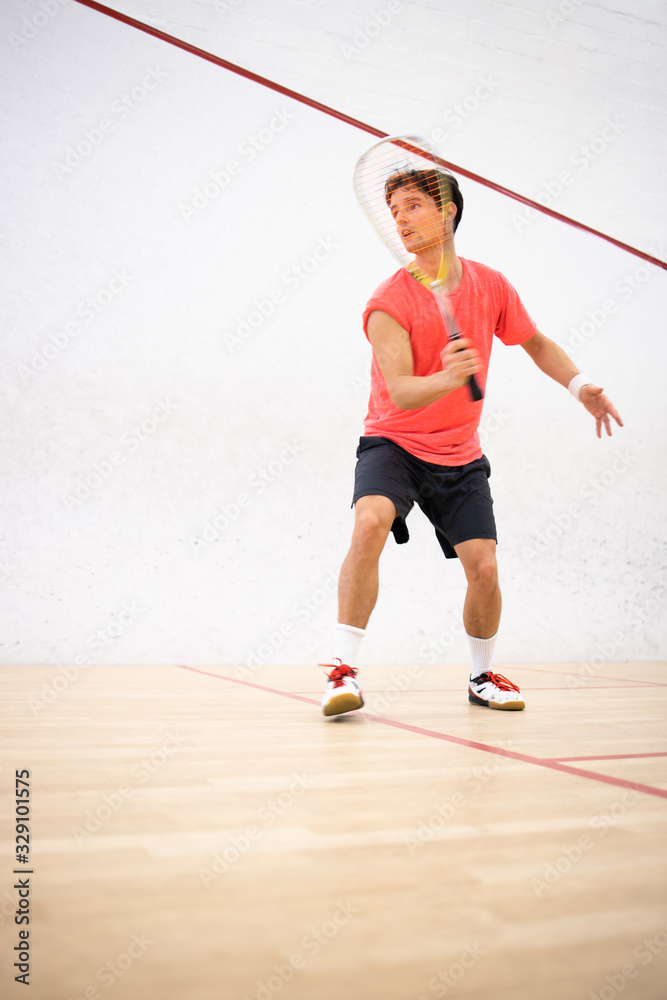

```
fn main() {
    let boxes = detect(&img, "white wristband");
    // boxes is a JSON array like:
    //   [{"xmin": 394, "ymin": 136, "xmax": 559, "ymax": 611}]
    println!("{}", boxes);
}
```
[{"xmin": 568, "ymin": 374, "xmax": 592, "ymax": 401}]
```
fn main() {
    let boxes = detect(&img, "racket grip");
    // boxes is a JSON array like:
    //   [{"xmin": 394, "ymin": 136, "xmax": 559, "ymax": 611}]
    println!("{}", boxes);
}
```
[
  {"xmin": 446, "ymin": 326, "xmax": 483, "ymax": 401},
  {"xmin": 450, "ymin": 335, "xmax": 483, "ymax": 401},
  {"xmin": 468, "ymin": 374, "xmax": 483, "ymax": 402}
]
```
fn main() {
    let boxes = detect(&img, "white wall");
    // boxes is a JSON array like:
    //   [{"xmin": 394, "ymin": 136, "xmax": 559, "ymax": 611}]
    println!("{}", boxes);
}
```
[{"xmin": 2, "ymin": 0, "xmax": 666, "ymax": 676}]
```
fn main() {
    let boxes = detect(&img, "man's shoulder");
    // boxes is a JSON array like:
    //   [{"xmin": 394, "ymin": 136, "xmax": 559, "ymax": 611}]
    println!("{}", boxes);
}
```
[
  {"xmin": 368, "ymin": 267, "xmax": 413, "ymax": 301},
  {"xmin": 362, "ymin": 268, "xmax": 422, "ymax": 335},
  {"xmin": 461, "ymin": 257, "xmax": 507, "ymax": 283}
]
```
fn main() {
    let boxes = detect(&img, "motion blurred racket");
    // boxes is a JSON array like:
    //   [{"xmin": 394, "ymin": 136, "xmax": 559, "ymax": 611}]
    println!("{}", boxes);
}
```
[{"xmin": 353, "ymin": 134, "xmax": 483, "ymax": 402}]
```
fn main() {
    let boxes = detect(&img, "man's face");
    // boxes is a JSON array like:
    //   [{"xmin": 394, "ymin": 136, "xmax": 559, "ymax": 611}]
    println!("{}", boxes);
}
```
[{"xmin": 389, "ymin": 184, "xmax": 446, "ymax": 254}]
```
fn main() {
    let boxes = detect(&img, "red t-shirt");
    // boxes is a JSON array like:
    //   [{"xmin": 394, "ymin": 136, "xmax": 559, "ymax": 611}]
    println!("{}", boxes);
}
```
[{"xmin": 362, "ymin": 258, "xmax": 537, "ymax": 465}]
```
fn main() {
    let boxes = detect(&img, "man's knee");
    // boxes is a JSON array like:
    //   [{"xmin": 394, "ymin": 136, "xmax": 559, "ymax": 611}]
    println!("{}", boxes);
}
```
[
  {"xmin": 459, "ymin": 542, "xmax": 498, "ymax": 590},
  {"xmin": 352, "ymin": 497, "xmax": 395, "ymax": 551},
  {"xmin": 467, "ymin": 558, "xmax": 498, "ymax": 590}
]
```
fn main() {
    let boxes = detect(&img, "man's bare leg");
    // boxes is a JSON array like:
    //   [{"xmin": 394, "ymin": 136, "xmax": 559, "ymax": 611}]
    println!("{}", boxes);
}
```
[
  {"xmin": 455, "ymin": 537, "xmax": 524, "ymax": 709},
  {"xmin": 338, "ymin": 494, "xmax": 397, "ymax": 628},
  {"xmin": 455, "ymin": 538, "xmax": 501, "ymax": 638},
  {"xmin": 321, "ymin": 496, "xmax": 397, "ymax": 716}
]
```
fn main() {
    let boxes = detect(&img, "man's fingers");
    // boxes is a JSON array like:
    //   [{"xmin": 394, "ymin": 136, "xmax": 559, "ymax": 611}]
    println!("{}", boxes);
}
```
[
  {"xmin": 441, "ymin": 342, "xmax": 479, "ymax": 373},
  {"xmin": 596, "ymin": 412, "xmax": 614, "ymax": 437}
]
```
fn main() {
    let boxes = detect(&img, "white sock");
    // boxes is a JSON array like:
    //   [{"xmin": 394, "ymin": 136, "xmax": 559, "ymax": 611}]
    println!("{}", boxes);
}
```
[
  {"xmin": 467, "ymin": 632, "xmax": 497, "ymax": 680},
  {"xmin": 334, "ymin": 623, "xmax": 365, "ymax": 669}
]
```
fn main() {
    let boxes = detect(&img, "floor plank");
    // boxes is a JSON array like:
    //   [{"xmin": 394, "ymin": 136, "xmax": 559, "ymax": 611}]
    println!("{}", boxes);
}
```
[{"xmin": 1, "ymin": 662, "xmax": 666, "ymax": 1000}]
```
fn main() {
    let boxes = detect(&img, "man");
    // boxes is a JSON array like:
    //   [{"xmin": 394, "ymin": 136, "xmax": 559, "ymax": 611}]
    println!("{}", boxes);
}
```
[{"xmin": 321, "ymin": 167, "xmax": 622, "ymax": 717}]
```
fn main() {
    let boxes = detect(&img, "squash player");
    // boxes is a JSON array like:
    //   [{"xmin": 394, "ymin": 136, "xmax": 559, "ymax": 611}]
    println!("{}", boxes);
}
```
[{"xmin": 321, "ymin": 167, "xmax": 622, "ymax": 717}]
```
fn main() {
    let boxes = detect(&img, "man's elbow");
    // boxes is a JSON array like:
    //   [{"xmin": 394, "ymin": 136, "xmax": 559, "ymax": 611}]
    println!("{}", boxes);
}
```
[
  {"xmin": 388, "ymin": 387, "xmax": 415, "ymax": 411},
  {"xmin": 387, "ymin": 375, "xmax": 417, "ymax": 411},
  {"xmin": 521, "ymin": 330, "xmax": 549, "ymax": 360}
]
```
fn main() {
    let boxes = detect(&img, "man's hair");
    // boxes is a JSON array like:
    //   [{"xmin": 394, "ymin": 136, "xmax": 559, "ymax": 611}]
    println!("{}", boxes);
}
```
[{"xmin": 384, "ymin": 168, "xmax": 463, "ymax": 231}]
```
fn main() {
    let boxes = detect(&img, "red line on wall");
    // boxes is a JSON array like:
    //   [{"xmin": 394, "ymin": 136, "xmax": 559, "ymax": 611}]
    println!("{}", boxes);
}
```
[{"xmin": 71, "ymin": 0, "xmax": 666, "ymax": 271}]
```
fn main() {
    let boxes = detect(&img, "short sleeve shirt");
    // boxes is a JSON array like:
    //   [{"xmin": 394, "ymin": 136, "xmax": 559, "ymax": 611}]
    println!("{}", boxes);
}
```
[{"xmin": 362, "ymin": 258, "xmax": 537, "ymax": 465}]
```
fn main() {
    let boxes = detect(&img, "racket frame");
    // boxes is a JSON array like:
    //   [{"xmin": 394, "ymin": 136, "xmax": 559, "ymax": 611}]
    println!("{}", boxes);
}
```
[{"xmin": 354, "ymin": 134, "xmax": 483, "ymax": 402}]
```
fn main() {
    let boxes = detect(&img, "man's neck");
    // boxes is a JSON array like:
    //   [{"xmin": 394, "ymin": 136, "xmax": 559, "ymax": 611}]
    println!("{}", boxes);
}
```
[{"xmin": 411, "ymin": 245, "xmax": 462, "ymax": 291}]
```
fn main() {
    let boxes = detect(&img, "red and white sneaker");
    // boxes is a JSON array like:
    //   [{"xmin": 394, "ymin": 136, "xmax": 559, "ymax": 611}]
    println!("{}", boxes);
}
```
[
  {"xmin": 468, "ymin": 671, "xmax": 525, "ymax": 711},
  {"xmin": 320, "ymin": 659, "xmax": 364, "ymax": 717}
]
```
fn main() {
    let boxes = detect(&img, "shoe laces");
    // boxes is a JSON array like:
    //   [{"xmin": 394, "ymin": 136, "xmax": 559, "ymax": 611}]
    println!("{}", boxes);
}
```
[
  {"xmin": 319, "ymin": 658, "xmax": 358, "ymax": 688},
  {"xmin": 475, "ymin": 671, "xmax": 520, "ymax": 693}
]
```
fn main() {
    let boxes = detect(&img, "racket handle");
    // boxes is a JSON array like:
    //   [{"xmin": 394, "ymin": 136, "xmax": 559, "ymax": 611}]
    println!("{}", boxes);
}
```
[
  {"xmin": 468, "ymin": 373, "xmax": 483, "ymax": 402},
  {"xmin": 448, "ymin": 329, "xmax": 484, "ymax": 402}
]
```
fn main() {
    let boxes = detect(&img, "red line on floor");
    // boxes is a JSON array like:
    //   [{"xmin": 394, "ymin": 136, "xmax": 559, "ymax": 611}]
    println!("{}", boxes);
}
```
[
  {"xmin": 179, "ymin": 665, "xmax": 318, "ymax": 707},
  {"xmin": 548, "ymin": 752, "xmax": 667, "ymax": 762},
  {"xmin": 293, "ymin": 685, "xmax": 654, "ymax": 693},
  {"xmin": 516, "ymin": 665, "xmax": 667, "ymax": 688},
  {"xmin": 178, "ymin": 666, "xmax": 667, "ymax": 801}
]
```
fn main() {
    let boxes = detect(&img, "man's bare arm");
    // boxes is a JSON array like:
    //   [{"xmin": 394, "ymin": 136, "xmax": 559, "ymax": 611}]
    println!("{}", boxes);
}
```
[
  {"xmin": 366, "ymin": 309, "xmax": 479, "ymax": 411},
  {"xmin": 521, "ymin": 330, "xmax": 623, "ymax": 437}
]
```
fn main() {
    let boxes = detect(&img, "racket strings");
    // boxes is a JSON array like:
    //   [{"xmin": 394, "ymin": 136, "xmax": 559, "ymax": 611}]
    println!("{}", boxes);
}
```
[{"xmin": 353, "ymin": 136, "xmax": 458, "ymax": 302}]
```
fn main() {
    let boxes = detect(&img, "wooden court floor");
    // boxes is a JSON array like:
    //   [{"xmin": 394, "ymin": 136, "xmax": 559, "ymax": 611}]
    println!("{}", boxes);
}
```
[{"xmin": 1, "ymin": 661, "xmax": 667, "ymax": 1000}]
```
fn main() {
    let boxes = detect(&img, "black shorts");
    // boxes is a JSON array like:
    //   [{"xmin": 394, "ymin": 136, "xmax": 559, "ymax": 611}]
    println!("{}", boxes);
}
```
[{"xmin": 352, "ymin": 435, "xmax": 497, "ymax": 559}]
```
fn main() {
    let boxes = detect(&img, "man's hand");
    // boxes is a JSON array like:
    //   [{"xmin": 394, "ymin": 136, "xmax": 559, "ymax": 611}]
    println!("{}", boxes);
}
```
[
  {"xmin": 440, "ymin": 338, "xmax": 480, "ymax": 393},
  {"xmin": 580, "ymin": 384, "xmax": 624, "ymax": 438}
]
